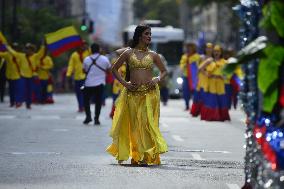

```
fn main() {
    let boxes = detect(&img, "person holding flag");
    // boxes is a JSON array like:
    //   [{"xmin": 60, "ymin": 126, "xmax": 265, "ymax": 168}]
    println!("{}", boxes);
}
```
[
  {"xmin": 201, "ymin": 45, "xmax": 230, "ymax": 121},
  {"xmin": 0, "ymin": 32, "xmax": 21, "ymax": 107},
  {"xmin": 66, "ymin": 42, "xmax": 90, "ymax": 112},
  {"xmin": 0, "ymin": 42, "xmax": 22, "ymax": 107},
  {"xmin": 190, "ymin": 42, "xmax": 213, "ymax": 116},
  {"xmin": 45, "ymin": 26, "xmax": 88, "ymax": 111},
  {"xmin": 37, "ymin": 47, "xmax": 54, "ymax": 104},
  {"xmin": 5, "ymin": 42, "xmax": 45, "ymax": 109},
  {"xmin": 25, "ymin": 43, "xmax": 44, "ymax": 104},
  {"xmin": 179, "ymin": 42, "xmax": 201, "ymax": 110},
  {"xmin": 0, "ymin": 31, "xmax": 23, "ymax": 108}
]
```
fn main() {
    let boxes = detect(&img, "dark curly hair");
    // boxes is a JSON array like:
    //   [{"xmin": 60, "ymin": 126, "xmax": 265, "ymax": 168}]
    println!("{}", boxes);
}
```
[{"xmin": 130, "ymin": 24, "xmax": 151, "ymax": 48}]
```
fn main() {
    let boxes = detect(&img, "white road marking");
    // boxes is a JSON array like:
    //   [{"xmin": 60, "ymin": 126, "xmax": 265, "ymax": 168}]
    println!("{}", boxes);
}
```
[
  {"xmin": 10, "ymin": 152, "xmax": 26, "ymax": 155},
  {"xmin": 31, "ymin": 115, "xmax": 60, "ymax": 120},
  {"xmin": 41, "ymin": 107, "xmax": 68, "ymax": 111},
  {"xmin": 172, "ymin": 135, "xmax": 184, "ymax": 142},
  {"xmin": 169, "ymin": 149, "xmax": 231, "ymax": 154},
  {"xmin": 226, "ymin": 184, "xmax": 240, "ymax": 189},
  {"xmin": 0, "ymin": 115, "xmax": 16, "ymax": 119},
  {"xmin": 210, "ymin": 150, "xmax": 231, "ymax": 154},
  {"xmin": 52, "ymin": 129, "xmax": 69, "ymax": 132},
  {"xmin": 9, "ymin": 152, "xmax": 61, "ymax": 155},
  {"xmin": 191, "ymin": 153, "xmax": 205, "ymax": 160}
]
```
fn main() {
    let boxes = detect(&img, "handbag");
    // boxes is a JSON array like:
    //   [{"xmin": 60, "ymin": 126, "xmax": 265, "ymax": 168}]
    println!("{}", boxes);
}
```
[{"xmin": 80, "ymin": 55, "xmax": 100, "ymax": 91}]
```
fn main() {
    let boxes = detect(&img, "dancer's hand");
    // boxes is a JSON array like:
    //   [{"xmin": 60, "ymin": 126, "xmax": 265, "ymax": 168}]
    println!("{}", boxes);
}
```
[
  {"xmin": 146, "ymin": 77, "xmax": 159, "ymax": 90},
  {"xmin": 125, "ymin": 81, "xmax": 138, "ymax": 91}
]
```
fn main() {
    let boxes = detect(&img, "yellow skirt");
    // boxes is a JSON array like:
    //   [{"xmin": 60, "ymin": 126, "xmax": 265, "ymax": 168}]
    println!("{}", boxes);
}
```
[{"xmin": 106, "ymin": 84, "xmax": 168, "ymax": 165}]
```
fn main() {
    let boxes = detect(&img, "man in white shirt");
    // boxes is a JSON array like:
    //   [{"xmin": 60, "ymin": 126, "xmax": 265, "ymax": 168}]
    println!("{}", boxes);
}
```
[{"xmin": 83, "ymin": 43, "xmax": 111, "ymax": 125}]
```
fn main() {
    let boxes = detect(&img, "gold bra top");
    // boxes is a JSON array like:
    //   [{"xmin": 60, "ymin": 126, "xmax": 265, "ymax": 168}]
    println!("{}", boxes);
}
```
[{"xmin": 128, "ymin": 51, "xmax": 154, "ymax": 70}]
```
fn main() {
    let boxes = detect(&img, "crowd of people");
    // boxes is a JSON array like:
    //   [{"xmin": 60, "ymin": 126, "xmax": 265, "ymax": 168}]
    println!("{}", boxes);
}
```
[
  {"xmin": 0, "ymin": 24, "xmax": 244, "ymax": 167},
  {"xmin": 0, "ymin": 36, "xmax": 241, "ymax": 124},
  {"xmin": 179, "ymin": 42, "xmax": 242, "ymax": 121},
  {"xmin": 0, "ymin": 42, "xmax": 54, "ymax": 109}
]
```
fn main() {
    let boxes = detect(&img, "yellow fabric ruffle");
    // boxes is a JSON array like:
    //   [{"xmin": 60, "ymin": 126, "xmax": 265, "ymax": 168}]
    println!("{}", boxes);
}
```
[{"xmin": 106, "ymin": 84, "xmax": 168, "ymax": 165}]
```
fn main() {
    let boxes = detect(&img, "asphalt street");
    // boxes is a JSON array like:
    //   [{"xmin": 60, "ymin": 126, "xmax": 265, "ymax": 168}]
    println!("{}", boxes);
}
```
[{"xmin": 0, "ymin": 94, "xmax": 246, "ymax": 189}]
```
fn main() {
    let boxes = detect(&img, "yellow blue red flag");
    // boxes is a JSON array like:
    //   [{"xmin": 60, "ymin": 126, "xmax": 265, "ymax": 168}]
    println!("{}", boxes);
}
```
[
  {"xmin": 0, "ymin": 31, "xmax": 7, "ymax": 52},
  {"xmin": 45, "ymin": 26, "xmax": 83, "ymax": 57},
  {"xmin": 187, "ymin": 62, "xmax": 198, "ymax": 91},
  {"xmin": 0, "ymin": 31, "xmax": 7, "ymax": 43}
]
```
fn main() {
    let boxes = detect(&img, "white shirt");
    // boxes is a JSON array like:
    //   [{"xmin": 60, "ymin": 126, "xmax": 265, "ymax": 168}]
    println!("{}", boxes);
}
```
[{"xmin": 83, "ymin": 53, "xmax": 111, "ymax": 87}]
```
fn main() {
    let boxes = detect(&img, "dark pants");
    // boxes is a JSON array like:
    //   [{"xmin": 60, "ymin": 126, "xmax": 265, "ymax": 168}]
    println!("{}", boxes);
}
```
[
  {"xmin": 8, "ymin": 79, "xmax": 22, "ymax": 105},
  {"xmin": 40, "ymin": 79, "xmax": 48, "ymax": 103},
  {"xmin": 21, "ymin": 77, "xmax": 33, "ymax": 107},
  {"xmin": 32, "ymin": 76, "xmax": 41, "ymax": 103},
  {"xmin": 0, "ymin": 76, "xmax": 6, "ymax": 102},
  {"xmin": 75, "ymin": 80, "xmax": 84, "ymax": 109},
  {"xmin": 83, "ymin": 84, "xmax": 104, "ymax": 120},
  {"xmin": 160, "ymin": 87, "xmax": 169, "ymax": 105},
  {"xmin": 182, "ymin": 76, "xmax": 191, "ymax": 109}
]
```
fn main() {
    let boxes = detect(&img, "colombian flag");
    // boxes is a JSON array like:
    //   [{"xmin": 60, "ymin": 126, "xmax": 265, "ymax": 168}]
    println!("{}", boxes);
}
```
[
  {"xmin": 0, "ymin": 31, "xmax": 7, "ymax": 52},
  {"xmin": 45, "ymin": 26, "xmax": 83, "ymax": 57},
  {"xmin": 187, "ymin": 62, "xmax": 198, "ymax": 91}
]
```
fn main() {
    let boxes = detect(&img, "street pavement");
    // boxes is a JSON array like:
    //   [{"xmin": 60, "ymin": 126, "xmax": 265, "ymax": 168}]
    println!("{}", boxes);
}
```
[{"xmin": 0, "ymin": 94, "xmax": 246, "ymax": 189}]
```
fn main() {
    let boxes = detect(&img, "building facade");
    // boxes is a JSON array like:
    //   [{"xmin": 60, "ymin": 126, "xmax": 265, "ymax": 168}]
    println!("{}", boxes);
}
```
[
  {"xmin": 87, "ymin": 0, "xmax": 134, "ymax": 47},
  {"xmin": 179, "ymin": 1, "xmax": 238, "ymax": 50}
]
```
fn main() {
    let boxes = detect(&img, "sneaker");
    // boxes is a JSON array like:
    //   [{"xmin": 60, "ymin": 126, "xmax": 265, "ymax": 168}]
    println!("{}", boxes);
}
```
[
  {"xmin": 94, "ymin": 119, "xmax": 100, "ymax": 125},
  {"xmin": 78, "ymin": 108, "xmax": 84, "ymax": 113},
  {"xmin": 15, "ymin": 103, "xmax": 22, "ymax": 108},
  {"xmin": 83, "ymin": 117, "xmax": 92, "ymax": 124}
]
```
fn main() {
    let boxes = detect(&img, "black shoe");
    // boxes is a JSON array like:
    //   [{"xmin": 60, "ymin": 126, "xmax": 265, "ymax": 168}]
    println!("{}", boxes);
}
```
[
  {"xmin": 94, "ymin": 119, "xmax": 100, "ymax": 125},
  {"xmin": 83, "ymin": 117, "xmax": 92, "ymax": 124}
]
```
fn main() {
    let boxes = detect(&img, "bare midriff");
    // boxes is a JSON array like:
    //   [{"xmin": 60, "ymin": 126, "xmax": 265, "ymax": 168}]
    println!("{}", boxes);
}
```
[{"xmin": 130, "ymin": 69, "xmax": 153, "ymax": 86}]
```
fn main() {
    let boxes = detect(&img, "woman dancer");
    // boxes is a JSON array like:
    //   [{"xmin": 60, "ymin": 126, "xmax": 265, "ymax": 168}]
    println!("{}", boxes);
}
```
[{"xmin": 106, "ymin": 25, "xmax": 168, "ymax": 165}]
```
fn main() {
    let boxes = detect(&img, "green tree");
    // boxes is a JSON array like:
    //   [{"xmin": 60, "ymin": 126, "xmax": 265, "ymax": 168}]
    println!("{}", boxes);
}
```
[
  {"xmin": 2, "ymin": 6, "xmax": 90, "ymax": 83},
  {"xmin": 133, "ymin": 0, "xmax": 180, "ymax": 27},
  {"xmin": 185, "ymin": 0, "xmax": 238, "ymax": 7},
  {"xmin": 13, "ymin": 7, "xmax": 74, "ymax": 45},
  {"xmin": 224, "ymin": 0, "xmax": 284, "ymax": 113},
  {"xmin": 3, "ymin": 5, "xmax": 88, "ymax": 47}
]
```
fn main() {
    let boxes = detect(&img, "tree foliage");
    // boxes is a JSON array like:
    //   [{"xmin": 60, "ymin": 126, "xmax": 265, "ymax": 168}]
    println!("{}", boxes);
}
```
[
  {"xmin": 185, "ymin": 0, "xmax": 238, "ymax": 7},
  {"xmin": 260, "ymin": 1, "xmax": 284, "ymax": 38},
  {"xmin": 133, "ymin": 0, "xmax": 179, "ymax": 27},
  {"xmin": 2, "ymin": 6, "xmax": 89, "ymax": 74},
  {"xmin": 224, "ymin": 0, "xmax": 284, "ymax": 113},
  {"xmin": 6, "ymin": 7, "xmax": 73, "ymax": 45}
]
